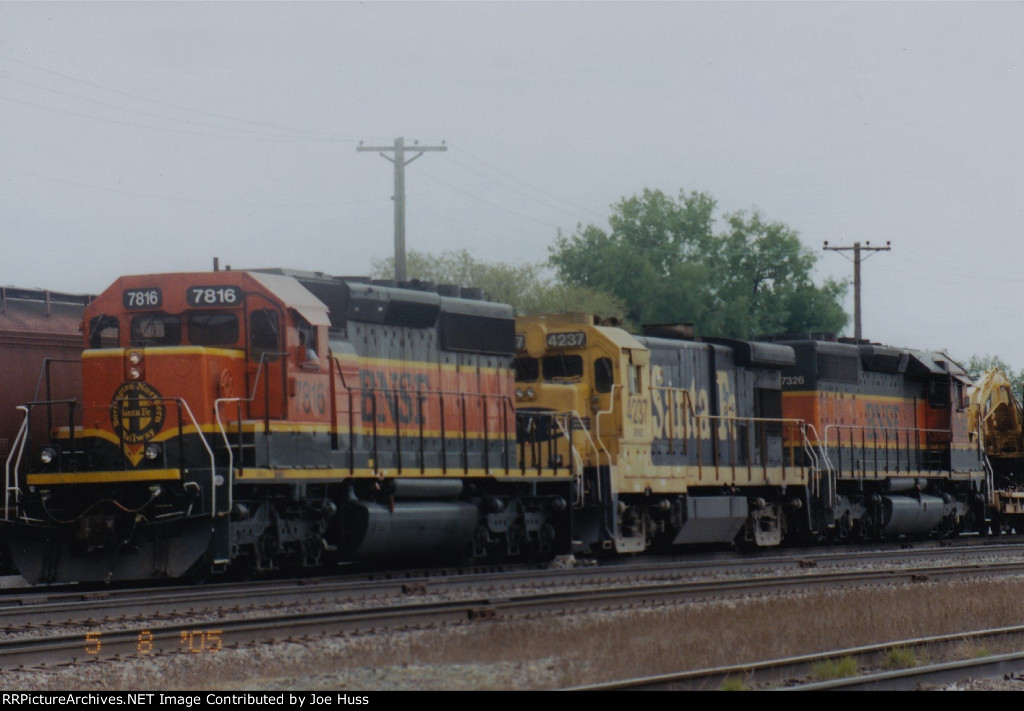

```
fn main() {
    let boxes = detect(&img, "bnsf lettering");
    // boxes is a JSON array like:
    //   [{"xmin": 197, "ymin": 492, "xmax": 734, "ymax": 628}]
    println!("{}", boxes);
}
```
[
  {"xmin": 359, "ymin": 370, "xmax": 429, "ymax": 425},
  {"xmin": 864, "ymin": 401, "xmax": 904, "ymax": 432}
]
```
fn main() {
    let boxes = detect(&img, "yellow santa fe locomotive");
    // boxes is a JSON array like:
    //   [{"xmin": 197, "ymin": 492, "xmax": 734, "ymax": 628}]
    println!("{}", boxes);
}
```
[
  {"xmin": 513, "ymin": 314, "xmax": 990, "ymax": 552},
  {"xmin": 5, "ymin": 269, "xmax": 573, "ymax": 583}
]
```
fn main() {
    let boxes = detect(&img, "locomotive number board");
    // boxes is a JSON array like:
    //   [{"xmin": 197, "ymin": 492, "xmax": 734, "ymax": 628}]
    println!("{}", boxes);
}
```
[
  {"xmin": 546, "ymin": 331, "xmax": 586, "ymax": 349},
  {"xmin": 123, "ymin": 288, "xmax": 162, "ymax": 310},
  {"xmin": 187, "ymin": 286, "xmax": 242, "ymax": 307},
  {"xmin": 122, "ymin": 286, "xmax": 243, "ymax": 309}
]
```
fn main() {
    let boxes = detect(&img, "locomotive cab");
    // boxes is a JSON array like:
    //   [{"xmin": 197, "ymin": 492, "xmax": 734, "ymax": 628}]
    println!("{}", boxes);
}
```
[{"xmin": 8, "ymin": 271, "xmax": 336, "ymax": 582}]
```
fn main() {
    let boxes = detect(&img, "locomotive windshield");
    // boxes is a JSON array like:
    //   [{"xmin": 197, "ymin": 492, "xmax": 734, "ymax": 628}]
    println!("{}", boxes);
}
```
[
  {"xmin": 513, "ymin": 354, "xmax": 585, "ymax": 381},
  {"xmin": 542, "ymin": 354, "xmax": 583, "ymax": 380},
  {"xmin": 513, "ymin": 357, "xmax": 539, "ymax": 382},
  {"xmin": 128, "ymin": 311, "xmax": 240, "ymax": 348},
  {"xmin": 130, "ymin": 314, "xmax": 181, "ymax": 346},
  {"xmin": 187, "ymin": 312, "xmax": 239, "ymax": 346}
]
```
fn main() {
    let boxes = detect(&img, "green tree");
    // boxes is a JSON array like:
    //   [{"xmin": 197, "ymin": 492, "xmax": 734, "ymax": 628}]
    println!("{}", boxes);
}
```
[
  {"xmin": 372, "ymin": 249, "xmax": 628, "ymax": 321},
  {"xmin": 549, "ymin": 188, "xmax": 849, "ymax": 338}
]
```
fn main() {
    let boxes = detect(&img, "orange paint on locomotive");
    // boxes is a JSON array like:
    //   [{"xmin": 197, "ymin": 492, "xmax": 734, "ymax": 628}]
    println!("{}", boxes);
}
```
[
  {"xmin": 348, "ymin": 362, "xmax": 513, "ymax": 440},
  {"xmin": 69, "ymin": 271, "xmax": 513, "ymax": 473},
  {"xmin": 781, "ymin": 392, "xmax": 927, "ymax": 448}
]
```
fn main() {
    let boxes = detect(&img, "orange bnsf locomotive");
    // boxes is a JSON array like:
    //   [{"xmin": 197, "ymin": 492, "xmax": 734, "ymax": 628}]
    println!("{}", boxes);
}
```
[
  {"xmin": 5, "ymin": 269, "xmax": 572, "ymax": 583},
  {"xmin": 771, "ymin": 338, "xmax": 988, "ymax": 540},
  {"xmin": 513, "ymin": 314, "xmax": 990, "ymax": 553}
]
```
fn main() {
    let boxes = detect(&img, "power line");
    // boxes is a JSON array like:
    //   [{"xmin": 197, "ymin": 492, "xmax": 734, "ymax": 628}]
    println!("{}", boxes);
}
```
[
  {"xmin": 0, "ymin": 71, "xmax": 338, "ymax": 142},
  {"xmin": 410, "ymin": 165, "xmax": 566, "ymax": 231},
  {"xmin": 0, "ymin": 52, "xmax": 360, "ymax": 142},
  {"xmin": 458, "ymin": 144, "xmax": 610, "ymax": 220},
  {"xmin": 0, "ymin": 163, "xmax": 384, "ymax": 208},
  {"xmin": 0, "ymin": 91, "xmax": 342, "ymax": 142}
]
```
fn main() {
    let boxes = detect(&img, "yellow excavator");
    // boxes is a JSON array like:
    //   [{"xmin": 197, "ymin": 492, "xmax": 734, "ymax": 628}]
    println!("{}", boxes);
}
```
[
  {"xmin": 968, "ymin": 368, "xmax": 1024, "ymax": 531},
  {"xmin": 969, "ymin": 368, "xmax": 1024, "ymax": 465}
]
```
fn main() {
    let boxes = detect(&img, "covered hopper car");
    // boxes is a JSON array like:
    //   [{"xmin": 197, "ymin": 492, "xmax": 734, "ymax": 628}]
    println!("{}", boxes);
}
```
[{"xmin": 0, "ymin": 287, "xmax": 91, "ymax": 574}]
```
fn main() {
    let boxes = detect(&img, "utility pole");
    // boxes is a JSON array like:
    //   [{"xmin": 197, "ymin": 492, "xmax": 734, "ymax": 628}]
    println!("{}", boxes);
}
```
[
  {"xmin": 823, "ymin": 240, "xmax": 891, "ymax": 342},
  {"xmin": 357, "ymin": 137, "xmax": 447, "ymax": 282}
]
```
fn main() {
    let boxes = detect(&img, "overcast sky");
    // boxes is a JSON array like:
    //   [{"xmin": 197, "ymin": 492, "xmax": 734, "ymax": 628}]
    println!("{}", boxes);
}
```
[{"xmin": 3, "ymin": 2, "xmax": 1023, "ymax": 368}]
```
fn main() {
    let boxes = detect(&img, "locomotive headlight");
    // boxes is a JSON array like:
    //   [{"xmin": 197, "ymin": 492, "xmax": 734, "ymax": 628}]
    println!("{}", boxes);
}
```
[
  {"xmin": 128, "ymin": 365, "xmax": 142, "ymax": 380},
  {"xmin": 515, "ymin": 388, "xmax": 524, "ymax": 400},
  {"xmin": 39, "ymin": 447, "xmax": 56, "ymax": 464},
  {"xmin": 128, "ymin": 350, "xmax": 143, "ymax": 365},
  {"xmin": 525, "ymin": 387, "xmax": 535, "ymax": 400},
  {"xmin": 144, "ymin": 443, "xmax": 161, "ymax": 460}
]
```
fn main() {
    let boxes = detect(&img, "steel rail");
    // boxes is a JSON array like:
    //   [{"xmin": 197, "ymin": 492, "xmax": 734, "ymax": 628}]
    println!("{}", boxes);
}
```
[{"xmin": 8, "ymin": 556, "xmax": 1024, "ymax": 671}]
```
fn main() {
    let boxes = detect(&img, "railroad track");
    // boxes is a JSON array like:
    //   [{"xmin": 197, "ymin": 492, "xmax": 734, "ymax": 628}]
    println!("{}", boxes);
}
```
[
  {"xmin": 7, "ymin": 547, "xmax": 1024, "ymax": 672},
  {"xmin": 568, "ymin": 625, "xmax": 1024, "ymax": 690}
]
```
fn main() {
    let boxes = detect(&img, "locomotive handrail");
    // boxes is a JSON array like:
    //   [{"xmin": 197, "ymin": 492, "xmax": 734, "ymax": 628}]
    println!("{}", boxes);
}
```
[
  {"xmin": 247, "ymin": 351, "xmax": 289, "ymax": 431},
  {"xmin": 822, "ymin": 423, "xmax": 957, "ymax": 478},
  {"xmin": 4, "ymin": 399, "xmax": 81, "ymax": 523},
  {"xmin": 648, "ymin": 384, "xmax": 827, "ymax": 485},
  {"xmin": 222, "ymin": 360, "xmax": 516, "ymax": 478},
  {"xmin": 214, "ymin": 396, "xmax": 249, "ymax": 517},
  {"xmin": 214, "ymin": 350, "xmax": 288, "ymax": 479},
  {"xmin": 362, "ymin": 386, "xmax": 513, "ymax": 475},
  {"xmin": 796, "ymin": 422, "xmax": 832, "ymax": 503},
  {"xmin": 110, "ymin": 395, "xmax": 218, "ymax": 517},
  {"xmin": 32, "ymin": 357, "xmax": 81, "ymax": 436},
  {"xmin": 323, "ymin": 351, "xmax": 518, "ymax": 475},
  {"xmin": 3, "ymin": 406, "xmax": 30, "ymax": 522},
  {"xmin": 553, "ymin": 410, "xmax": 598, "ymax": 507},
  {"xmin": 515, "ymin": 408, "xmax": 594, "ymax": 505},
  {"xmin": 592, "ymin": 384, "xmax": 621, "ymax": 480}
]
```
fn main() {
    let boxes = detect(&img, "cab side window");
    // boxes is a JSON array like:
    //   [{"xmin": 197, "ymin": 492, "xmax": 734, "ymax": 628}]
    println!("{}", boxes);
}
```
[
  {"xmin": 513, "ymin": 357, "xmax": 539, "ymax": 382},
  {"xmin": 295, "ymin": 315, "xmax": 318, "ymax": 363},
  {"xmin": 628, "ymin": 359, "xmax": 641, "ymax": 395},
  {"xmin": 249, "ymin": 309, "xmax": 280, "ymax": 362},
  {"xmin": 594, "ymin": 357, "xmax": 614, "ymax": 393}
]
